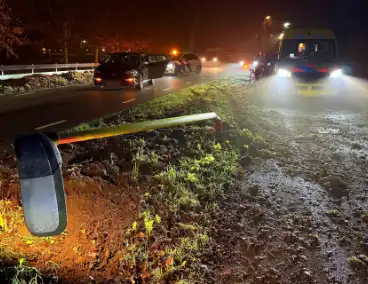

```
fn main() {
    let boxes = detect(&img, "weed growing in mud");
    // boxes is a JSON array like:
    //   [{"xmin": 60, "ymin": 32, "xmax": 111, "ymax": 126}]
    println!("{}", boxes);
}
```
[
  {"xmin": 131, "ymin": 159, "xmax": 139, "ymax": 181},
  {"xmin": 0, "ymin": 259, "xmax": 45, "ymax": 284},
  {"xmin": 142, "ymin": 210, "xmax": 161, "ymax": 236}
]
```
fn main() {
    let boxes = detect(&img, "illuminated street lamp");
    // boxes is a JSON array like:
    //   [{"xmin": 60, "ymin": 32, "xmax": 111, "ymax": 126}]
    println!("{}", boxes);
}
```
[
  {"xmin": 171, "ymin": 49, "xmax": 179, "ymax": 55},
  {"xmin": 80, "ymin": 39, "xmax": 88, "ymax": 49},
  {"xmin": 283, "ymin": 22, "xmax": 291, "ymax": 29},
  {"xmin": 263, "ymin": 15, "xmax": 272, "ymax": 32}
]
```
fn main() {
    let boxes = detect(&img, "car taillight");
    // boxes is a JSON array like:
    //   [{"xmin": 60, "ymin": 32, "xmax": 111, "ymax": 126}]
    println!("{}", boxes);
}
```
[
  {"xmin": 319, "ymin": 67, "xmax": 329, "ymax": 73},
  {"xmin": 292, "ymin": 67, "xmax": 303, "ymax": 72},
  {"xmin": 95, "ymin": 77, "xmax": 102, "ymax": 82}
]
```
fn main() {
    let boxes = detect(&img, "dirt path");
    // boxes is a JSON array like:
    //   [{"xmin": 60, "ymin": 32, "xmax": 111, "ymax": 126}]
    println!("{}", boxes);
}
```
[{"xmin": 210, "ymin": 92, "xmax": 368, "ymax": 283}]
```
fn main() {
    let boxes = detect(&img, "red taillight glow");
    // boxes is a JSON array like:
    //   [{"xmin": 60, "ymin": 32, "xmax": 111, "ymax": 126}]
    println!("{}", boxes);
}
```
[
  {"xmin": 125, "ymin": 78, "xmax": 134, "ymax": 83},
  {"xmin": 319, "ymin": 67, "xmax": 328, "ymax": 72},
  {"xmin": 95, "ymin": 77, "xmax": 102, "ymax": 82},
  {"xmin": 292, "ymin": 67, "xmax": 303, "ymax": 72}
]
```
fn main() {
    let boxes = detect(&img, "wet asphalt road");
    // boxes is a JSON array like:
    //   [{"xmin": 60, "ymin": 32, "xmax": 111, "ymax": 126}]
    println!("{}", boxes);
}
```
[{"xmin": 0, "ymin": 64, "xmax": 243, "ymax": 142}]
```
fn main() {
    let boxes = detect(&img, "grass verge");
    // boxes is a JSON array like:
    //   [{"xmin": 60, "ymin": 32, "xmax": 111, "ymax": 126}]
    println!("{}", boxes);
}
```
[{"xmin": 0, "ymin": 76, "xmax": 268, "ymax": 283}]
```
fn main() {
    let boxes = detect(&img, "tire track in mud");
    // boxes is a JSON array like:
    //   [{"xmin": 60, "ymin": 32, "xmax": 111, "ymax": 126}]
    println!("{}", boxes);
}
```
[{"xmin": 242, "ymin": 106, "xmax": 368, "ymax": 283}]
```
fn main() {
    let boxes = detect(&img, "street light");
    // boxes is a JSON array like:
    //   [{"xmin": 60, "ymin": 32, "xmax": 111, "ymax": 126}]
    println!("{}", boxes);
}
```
[
  {"xmin": 265, "ymin": 16, "xmax": 271, "ymax": 20},
  {"xmin": 171, "ymin": 49, "xmax": 179, "ymax": 55},
  {"xmin": 82, "ymin": 40, "xmax": 87, "ymax": 44},
  {"xmin": 283, "ymin": 22, "xmax": 291, "ymax": 29}
]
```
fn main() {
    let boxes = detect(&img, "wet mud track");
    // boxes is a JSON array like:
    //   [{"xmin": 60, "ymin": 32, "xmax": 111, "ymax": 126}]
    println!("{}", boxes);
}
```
[{"xmin": 211, "ymin": 81, "xmax": 368, "ymax": 283}]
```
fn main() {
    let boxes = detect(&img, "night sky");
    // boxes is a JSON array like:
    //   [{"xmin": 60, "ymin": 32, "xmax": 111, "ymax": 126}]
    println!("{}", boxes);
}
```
[{"xmin": 9, "ymin": 0, "xmax": 368, "ymax": 56}]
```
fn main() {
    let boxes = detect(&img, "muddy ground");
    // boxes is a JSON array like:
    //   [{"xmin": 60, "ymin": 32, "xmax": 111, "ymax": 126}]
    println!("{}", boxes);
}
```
[
  {"xmin": 208, "ymin": 80, "xmax": 368, "ymax": 284},
  {"xmin": 0, "ymin": 75, "xmax": 368, "ymax": 283}
]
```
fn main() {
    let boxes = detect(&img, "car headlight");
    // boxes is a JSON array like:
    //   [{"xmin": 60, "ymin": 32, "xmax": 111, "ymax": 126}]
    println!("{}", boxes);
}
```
[
  {"xmin": 252, "ymin": 61, "xmax": 259, "ymax": 67},
  {"xmin": 278, "ymin": 68, "xmax": 291, "ymax": 78},
  {"xmin": 167, "ymin": 63, "xmax": 174, "ymax": 69},
  {"xmin": 126, "ymin": 70, "xmax": 138, "ymax": 76},
  {"xmin": 330, "ymin": 69, "xmax": 343, "ymax": 78},
  {"xmin": 239, "ymin": 60, "xmax": 244, "ymax": 66}
]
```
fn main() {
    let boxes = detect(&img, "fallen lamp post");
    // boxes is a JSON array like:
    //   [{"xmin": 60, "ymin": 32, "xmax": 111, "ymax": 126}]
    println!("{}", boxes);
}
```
[{"xmin": 14, "ymin": 112, "xmax": 222, "ymax": 236}]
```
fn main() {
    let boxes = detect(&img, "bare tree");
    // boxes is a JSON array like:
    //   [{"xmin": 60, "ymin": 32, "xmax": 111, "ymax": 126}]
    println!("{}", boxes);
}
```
[
  {"xmin": 21, "ymin": 0, "xmax": 80, "ymax": 63},
  {"xmin": 0, "ymin": 0, "xmax": 22, "ymax": 56},
  {"xmin": 41, "ymin": 0, "xmax": 77, "ymax": 64}
]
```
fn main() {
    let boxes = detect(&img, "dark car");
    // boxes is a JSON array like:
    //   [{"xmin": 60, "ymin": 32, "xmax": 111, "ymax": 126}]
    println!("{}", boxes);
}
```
[{"xmin": 94, "ymin": 53, "xmax": 168, "ymax": 90}]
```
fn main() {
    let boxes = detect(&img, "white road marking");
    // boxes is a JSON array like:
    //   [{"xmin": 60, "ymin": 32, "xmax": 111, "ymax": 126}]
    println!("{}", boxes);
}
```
[
  {"xmin": 35, "ymin": 120, "xmax": 67, "ymax": 130},
  {"xmin": 122, "ymin": 98, "xmax": 136, "ymax": 104},
  {"xmin": 163, "ymin": 88, "xmax": 171, "ymax": 92},
  {"xmin": 16, "ymin": 92, "xmax": 36, "ymax": 97}
]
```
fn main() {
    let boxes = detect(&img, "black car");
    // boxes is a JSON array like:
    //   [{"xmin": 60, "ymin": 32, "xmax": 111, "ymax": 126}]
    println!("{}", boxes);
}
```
[{"xmin": 94, "ymin": 53, "xmax": 168, "ymax": 90}]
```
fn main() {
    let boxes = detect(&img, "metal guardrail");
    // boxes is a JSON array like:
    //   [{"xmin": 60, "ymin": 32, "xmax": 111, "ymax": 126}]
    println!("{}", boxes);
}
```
[
  {"xmin": 55, "ymin": 112, "xmax": 222, "ymax": 145},
  {"xmin": 0, "ymin": 63, "xmax": 99, "ymax": 79}
]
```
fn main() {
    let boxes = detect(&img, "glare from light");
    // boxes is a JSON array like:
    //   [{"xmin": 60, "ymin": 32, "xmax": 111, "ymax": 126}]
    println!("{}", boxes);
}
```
[
  {"xmin": 213, "ymin": 57, "xmax": 218, "ymax": 62},
  {"xmin": 252, "ymin": 61, "xmax": 259, "ymax": 67},
  {"xmin": 102, "ymin": 48, "xmax": 106, "ymax": 52},
  {"xmin": 167, "ymin": 63, "xmax": 174, "ymax": 69},
  {"xmin": 171, "ymin": 49, "xmax": 178, "ymax": 55},
  {"xmin": 265, "ymin": 16, "xmax": 271, "ymax": 20},
  {"xmin": 283, "ymin": 22, "xmax": 291, "ymax": 29},
  {"xmin": 82, "ymin": 40, "xmax": 87, "ymax": 44},
  {"xmin": 278, "ymin": 68, "xmax": 291, "ymax": 77},
  {"xmin": 279, "ymin": 33, "xmax": 284, "ymax": 40},
  {"xmin": 42, "ymin": 47, "xmax": 46, "ymax": 51},
  {"xmin": 239, "ymin": 60, "xmax": 244, "ymax": 66},
  {"xmin": 330, "ymin": 69, "xmax": 343, "ymax": 78},
  {"xmin": 95, "ymin": 78, "xmax": 102, "ymax": 82},
  {"xmin": 201, "ymin": 57, "xmax": 206, "ymax": 62}
]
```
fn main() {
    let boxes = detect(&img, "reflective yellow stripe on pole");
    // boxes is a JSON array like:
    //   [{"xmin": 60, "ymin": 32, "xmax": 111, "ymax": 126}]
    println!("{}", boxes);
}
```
[{"xmin": 56, "ymin": 113, "xmax": 222, "ymax": 145}]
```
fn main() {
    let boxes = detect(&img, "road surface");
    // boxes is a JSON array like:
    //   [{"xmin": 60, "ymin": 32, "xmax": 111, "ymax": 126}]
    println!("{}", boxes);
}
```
[{"xmin": 0, "ymin": 64, "xmax": 243, "ymax": 142}]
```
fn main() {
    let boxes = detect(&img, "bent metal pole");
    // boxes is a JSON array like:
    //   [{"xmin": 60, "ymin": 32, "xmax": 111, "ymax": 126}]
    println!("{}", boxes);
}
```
[{"xmin": 54, "ymin": 112, "xmax": 222, "ymax": 145}]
